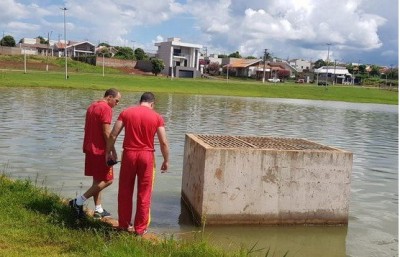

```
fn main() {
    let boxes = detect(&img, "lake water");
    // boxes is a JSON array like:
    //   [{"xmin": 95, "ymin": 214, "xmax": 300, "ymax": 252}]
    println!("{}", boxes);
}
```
[{"xmin": 0, "ymin": 87, "xmax": 397, "ymax": 257}]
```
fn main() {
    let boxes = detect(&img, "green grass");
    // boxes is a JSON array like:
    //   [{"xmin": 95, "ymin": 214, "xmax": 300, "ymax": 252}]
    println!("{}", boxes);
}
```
[
  {"xmin": 0, "ymin": 54, "xmax": 397, "ymax": 104},
  {"xmin": 0, "ymin": 70, "xmax": 397, "ymax": 105},
  {"xmin": 0, "ymin": 174, "xmax": 286, "ymax": 257}
]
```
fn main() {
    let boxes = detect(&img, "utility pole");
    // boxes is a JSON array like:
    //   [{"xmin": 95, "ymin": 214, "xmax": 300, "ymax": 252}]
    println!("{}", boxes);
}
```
[
  {"xmin": 325, "ymin": 43, "xmax": 331, "ymax": 87},
  {"xmin": 262, "ymin": 48, "xmax": 268, "ymax": 83},
  {"xmin": 46, "ymin": 31, "xmax": 52, "ymax": 71},
  {"xmin": 61, "ymin": 7, "xmax": 68, "ymax": 80},
  {"xmin": 333, "ymin": 60, "xmax": 336, "ymax": 85}
]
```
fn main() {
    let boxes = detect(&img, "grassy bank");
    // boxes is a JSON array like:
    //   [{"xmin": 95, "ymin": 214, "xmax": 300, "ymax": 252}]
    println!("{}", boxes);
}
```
[
  {"xmin": 0, "ymin": 174, "xmax": 282, "ymax": 257},
  {"xmin": 0, "ymin": 70, "xmax": 397, "ymax": 105}
]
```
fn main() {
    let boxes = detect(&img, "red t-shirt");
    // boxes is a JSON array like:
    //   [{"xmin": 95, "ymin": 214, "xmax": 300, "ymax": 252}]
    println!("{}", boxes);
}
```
[
  {"xmin": 82, "ymin": 100, "xmax": 112, "ymax": 155},
  {"xmin": 117, "ymin": 105, "xmax": 165, "ymax": 151}
]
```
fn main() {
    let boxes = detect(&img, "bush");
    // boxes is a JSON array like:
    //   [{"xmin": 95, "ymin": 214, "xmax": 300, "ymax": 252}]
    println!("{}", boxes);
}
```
[
  {"xmin": 72, "ymin": 55, "xmax": 96, "ymax": 66},
  {"xmin": 151, "ymin": 58, "xmax": 165, "ymax": 76}
]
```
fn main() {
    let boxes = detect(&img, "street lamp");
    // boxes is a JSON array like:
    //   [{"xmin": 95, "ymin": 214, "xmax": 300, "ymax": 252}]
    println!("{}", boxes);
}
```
[{"xmin": 61, "ymin": 7, "xmax": 68, "ymax": 80}]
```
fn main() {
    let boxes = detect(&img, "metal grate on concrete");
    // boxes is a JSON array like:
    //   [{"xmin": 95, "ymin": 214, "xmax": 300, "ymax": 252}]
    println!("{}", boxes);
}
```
[{"xmin": 195, "ymin": 134, "xmax": 337, "ymax": 151}]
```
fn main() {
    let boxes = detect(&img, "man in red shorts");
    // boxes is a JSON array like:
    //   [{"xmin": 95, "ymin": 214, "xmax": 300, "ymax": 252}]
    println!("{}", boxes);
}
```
[
  {"xmin": 69, "ymin": 88, "xmax": 121, "ymax": 219},
  {"xmin": 106, "ymin": 92, "xmax": 169, "ymax": 236}
]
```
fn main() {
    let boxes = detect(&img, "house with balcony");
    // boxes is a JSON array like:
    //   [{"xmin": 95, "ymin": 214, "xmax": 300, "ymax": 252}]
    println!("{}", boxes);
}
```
[{"xmin": 155, "ymin": 37, "xmax": 202, "ymax": 78}]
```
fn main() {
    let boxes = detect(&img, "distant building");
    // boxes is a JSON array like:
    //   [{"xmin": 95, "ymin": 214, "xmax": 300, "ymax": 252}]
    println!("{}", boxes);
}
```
[
  {"xmin": 155, "ymin": 37, "xmax": 202, "ymax": 78},
  {"xmin": 18, "ymin": 37, "xmax": 55, "ymax": 56},
  {"xmin": 205, "ymin": 54, "xmax": 222, "ymax": 65},
  {"xmin": 54, "ymin": 41, "xmax": 95, "ymax": 58},
  {"xmin": 314, "ymin": 66, "xmax": 353, "ymax": 84},
  {"xmin": 222, "ymin": 57, "xmax": 263, "ymax": 77},
  {"xmin": 289, "ymin": 59, "xmax": 311, "ymax": 72}
]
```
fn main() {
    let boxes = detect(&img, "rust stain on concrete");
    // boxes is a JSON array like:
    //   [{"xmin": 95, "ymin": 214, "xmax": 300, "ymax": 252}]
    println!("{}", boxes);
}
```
[{"xmin": 215, "ymin": 168, "xmax": 223, "ymax": 180}]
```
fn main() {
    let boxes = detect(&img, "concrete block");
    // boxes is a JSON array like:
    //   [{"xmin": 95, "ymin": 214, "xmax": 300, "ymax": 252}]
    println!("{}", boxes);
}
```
[{"xmin": 181, "ymin": 134, "xmax": 353, "ymax": 225}]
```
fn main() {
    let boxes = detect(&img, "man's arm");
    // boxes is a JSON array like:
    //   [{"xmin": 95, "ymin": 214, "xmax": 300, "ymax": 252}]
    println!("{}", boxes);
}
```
[
  {"xmin": 156, "ymin": 126, "xmax": 169, "ymax": 173},
  {"xmin": 105, "ymin": 120, "xmax": 124, "ymax": 162}
]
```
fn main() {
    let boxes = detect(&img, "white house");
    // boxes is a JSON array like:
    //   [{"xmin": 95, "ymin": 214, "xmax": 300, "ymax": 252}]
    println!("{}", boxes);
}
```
[
  {"xmin": 289, "ymin": 59, "xmax": 312, "ymax": 72},
  {"xmin": 155, "ymin": 37, "xmax": 202, "ymax": 78},
  {"xmin": 314, "ymin": 66, "xmax": 353, "ymax": 84},
  {"xmin": 206, "ymin": 54, "xmax": 222, "ymax": 65},
  {"xmin": 54, "ymin": 41, "xmax": 96, "ymax": 58}
]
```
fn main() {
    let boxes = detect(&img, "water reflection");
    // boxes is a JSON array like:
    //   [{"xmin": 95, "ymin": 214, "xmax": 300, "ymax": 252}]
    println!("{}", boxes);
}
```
[{"xmin": 0, "ymin": 88, "xmax": 397, "ymax": 257}]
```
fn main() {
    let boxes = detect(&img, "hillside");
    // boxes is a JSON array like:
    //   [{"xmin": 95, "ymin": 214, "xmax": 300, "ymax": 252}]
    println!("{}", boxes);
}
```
[{"xmin": 0, "ymin": 54, "xmax": 150, "ymax": 75}]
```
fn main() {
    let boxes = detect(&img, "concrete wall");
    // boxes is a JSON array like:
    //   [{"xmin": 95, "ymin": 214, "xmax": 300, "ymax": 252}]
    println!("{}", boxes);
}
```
[
  {"xmin": 135, "ymin": 60, "xmax": 153, "ymax": 72},
  {"xmin": 0, "ymin": 46, "xmax": 22, "ymax": 55},
  {"xmin": 181, "ymin": 134, "xmax": 353, "ymax": 226},
  {"xmin": 96, "ymin": 57, "xmax": 136, "ymax": 68}
]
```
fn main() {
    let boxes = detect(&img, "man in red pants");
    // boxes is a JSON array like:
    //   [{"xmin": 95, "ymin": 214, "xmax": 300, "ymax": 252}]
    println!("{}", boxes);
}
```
[
  {"xmin": 106, "ymin": 92, "xmax": 169, "ymax": 236},
  {"xmin": 69, "ymin": 88, "xmax": 121, "ymax": 219}
]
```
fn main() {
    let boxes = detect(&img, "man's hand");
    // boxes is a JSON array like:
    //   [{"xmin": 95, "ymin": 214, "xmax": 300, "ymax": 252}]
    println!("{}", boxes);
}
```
[{"xmin": 161, "ymin": 160, "xmax": 168, "ymax": 173}]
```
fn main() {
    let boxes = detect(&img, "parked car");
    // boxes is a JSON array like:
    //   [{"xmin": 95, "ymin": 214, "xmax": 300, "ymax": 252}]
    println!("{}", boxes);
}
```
[{"xmin": 267, "ymin": 78, "xmax": 280, "ymax": 83}]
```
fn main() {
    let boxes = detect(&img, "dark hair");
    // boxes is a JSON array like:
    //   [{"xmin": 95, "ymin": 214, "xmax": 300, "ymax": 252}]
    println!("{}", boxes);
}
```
[
  {"xmin": 104, "ymin": 88, "xmax": 119, "ymax": 97},
  {"xmin": 140, "ymin": 92, "xmax": 155, "ymax": 103}
]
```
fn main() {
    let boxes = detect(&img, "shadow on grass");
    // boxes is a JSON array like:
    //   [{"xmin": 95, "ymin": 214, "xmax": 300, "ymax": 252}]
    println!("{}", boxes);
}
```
[{"xmin": 25, "ymin": 194, "xmax": 114, "ymax": 232}]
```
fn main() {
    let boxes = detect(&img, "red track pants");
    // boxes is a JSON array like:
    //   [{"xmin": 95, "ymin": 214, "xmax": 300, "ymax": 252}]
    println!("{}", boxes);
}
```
[{"xmin": 118, "ymin": 150, "xmax": 154, "ymax": 234}]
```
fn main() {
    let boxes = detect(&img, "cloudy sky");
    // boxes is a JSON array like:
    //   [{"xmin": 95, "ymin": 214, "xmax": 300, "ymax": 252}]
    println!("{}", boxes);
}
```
[{"xmin": 1, "ymin": 0, "xmax": 398, "ymax": 66}]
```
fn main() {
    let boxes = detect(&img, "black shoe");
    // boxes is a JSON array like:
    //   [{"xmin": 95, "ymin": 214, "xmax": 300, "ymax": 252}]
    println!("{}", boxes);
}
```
[
  {"xmin": 69, "ymin": 199, "xmax": 85, "ymax": 219},
  {"xmin": 93, "ymin": 209, "xmax": 111, "ymax": 219}
]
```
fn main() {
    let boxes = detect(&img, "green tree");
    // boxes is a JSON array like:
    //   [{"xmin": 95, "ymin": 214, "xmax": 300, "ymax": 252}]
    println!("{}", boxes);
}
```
[
  {"xmin": 245, "ymin": 56, "xmax": 257, "ymax": 59},
  {"xmin": 151, "ymin": 58, "xmax": 165, "ymax": 76},
  {"xmin": 346, "ymin": 64, "xmax": 354, "ymax": 74},
  {"xmin": 369, "ymin": 65, "xmax": 380, "ymax": 76},
  {"xmin": 37, "ymin": 36, "xmax": 46, "ymax": 44},
  {"xmin": 0, "ymin": 35, "xmax": 16, "ymax": 47},
  {"xmin": 218, "ymin": 54, "xmax": 228, "ymax": 58},
  {"xmin": 97, "ymin": 47, "xmax": 112, "ymax": 58},
  {"xmin": 358, "ymin": 64, "xmax": 367, "ymax": 74},
  {"xmin": 134, "ymin": 48, "xmax": 148, "ymax": 60},
  {"xmin": 114, "ymin": 46, "xmax": 134, "ymax": 60},
  {"xmin": 313, "ymin": 59, "xmax": 326, "ymax": 69},
  {"xmin": 388, "ymin": 67, "xmax": 398, "ymax": 80},
  {"xmin": 98, "ymin": 42, "xmax": 110, "ymax": 47},
  {"xmin": 228, "ymin": 51, "xmax": 241, "ymax": 58}
]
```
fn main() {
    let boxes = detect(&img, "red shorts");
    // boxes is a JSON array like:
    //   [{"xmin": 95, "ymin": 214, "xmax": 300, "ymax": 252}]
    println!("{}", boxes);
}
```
[{"xmin": 85, "ymin": 153, "xmax": 114, "ymax": 181}]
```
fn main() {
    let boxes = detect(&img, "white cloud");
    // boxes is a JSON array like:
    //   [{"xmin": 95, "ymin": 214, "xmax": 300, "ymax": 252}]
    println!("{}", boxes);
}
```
[
  {"xmin": 0, "ymin": 0, "xmax": 396, "ymax": 65},
  {"xmin": 8, "ymin": 21, "xmax": 40, "ymax": 31},
  {"xmin": 181, "ymin": 0, "xmax": 391, "ymax": 62},
  {"xmin": 0, "ymin": 0, "xmax": 27, "ymax": 22}
]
